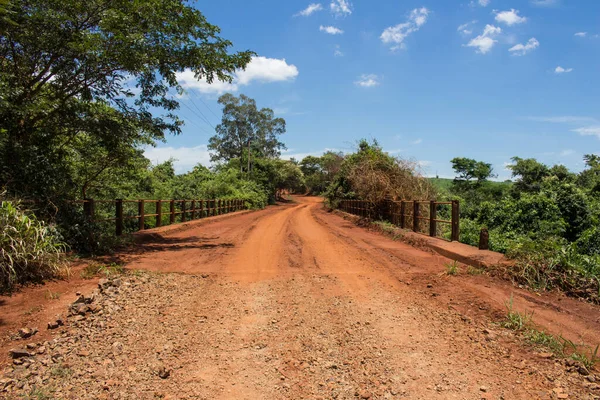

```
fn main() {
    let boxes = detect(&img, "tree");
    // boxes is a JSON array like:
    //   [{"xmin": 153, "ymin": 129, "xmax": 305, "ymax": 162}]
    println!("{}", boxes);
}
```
[
  {"xmin": 450, "ymin": 157, "xmax": 495, "ymax": 190},
  {"xmin": 209, "ymin": 94, "xmax": 286, "ymax": 174},
  {"xmin": 508, "ymin": 157, "xmax": 549, "ymax": 193},
  {"xmin": 0, "ymin": 0, "xmax": 253, "ymax": 199}
]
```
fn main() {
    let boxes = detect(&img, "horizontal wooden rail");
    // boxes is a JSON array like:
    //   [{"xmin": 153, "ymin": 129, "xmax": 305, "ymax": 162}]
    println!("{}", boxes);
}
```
[
  {"xmin": 75, "ymin": 198, "xmax": 247, "ymax": 236},
  {"xmin": 339, "ymin": 199, "xmax": 459, "ymax": 242}
]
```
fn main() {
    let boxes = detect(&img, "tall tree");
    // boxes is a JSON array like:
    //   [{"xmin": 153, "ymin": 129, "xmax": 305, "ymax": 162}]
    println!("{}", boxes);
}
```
[
  {"xmin": 209, "ymin": 93, "xmax": 286, "ymax": 174},
  {"xmin": 451, "ymin": 157, "xmax": 496, "ymax": 190},
  {"xmin": 0, "ymin": 0, "xmax": 253, "ymax": 199}
]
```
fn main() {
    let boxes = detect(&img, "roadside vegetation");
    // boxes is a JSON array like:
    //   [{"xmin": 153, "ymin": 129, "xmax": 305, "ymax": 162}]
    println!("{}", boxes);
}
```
[{"xmin": 433, "ymin": 156, "xmax": 600, "ymax": 303}]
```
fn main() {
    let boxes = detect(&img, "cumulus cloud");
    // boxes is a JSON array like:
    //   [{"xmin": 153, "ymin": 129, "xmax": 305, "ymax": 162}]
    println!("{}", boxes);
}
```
[
  {"xmin": 574, "ymin": 32, "xmax": 587, "ymax": 37},
  {"xmin": 380, "ymin": 7, "xmax": 430, "ymax": 51},
  {"xmin": 319, "ymin": 25, "xmax": 344, "ymax": 35},
  {"xmin": 176, "ymin": 56, "xmax": 299, "ymax": 94},
  {"xmin": 554, "ymin": 66, "xmax": 573, "ymax": 74},
  {"xmin": 495, "ymin": 9, "xmax": 527, "ymax": 26},
  {"xmin": 354, "ymin": 74, "xmax": 380, "ymax": 88},
  {"xmin": 330, "ymin": 0, "xmax": 352, "ymax": 17},
  {"xmin": 509, "ymin": 38, "xmax": 539, "ymax": 55},
  {"xmin": 478, "ymin": 0, "xmax": 491, "ymax": 6},
  {"xmin": 572, "ymin": 127, "xmax": 600, "ymax": 138},
  {"xmin": 334, "ymin": 45, "xmax": 344, "ymax": 57},
  {"xmin": 295, "ymin": 3, "xmax": 323, "ymax": 17},
  {"xmin": 144, "ymin": 145, "xmax": 212, "ymax": 174},
  {"xmin": 465, "ymin": 24, "xmax": 502, "ymax": 54},
  {"xmin": 236, "ymin": 57, "xmax": 299, "ymax": 85}
]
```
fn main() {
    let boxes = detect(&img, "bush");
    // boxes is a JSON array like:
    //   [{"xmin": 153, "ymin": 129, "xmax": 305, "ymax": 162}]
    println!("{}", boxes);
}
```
[
  {"xmin": 576, "ymin": 226, "xmax": 600, "ymax": 257},
  {"xmin": 0, "ymin": 200, "xmax": 68, "ymax": 291}
]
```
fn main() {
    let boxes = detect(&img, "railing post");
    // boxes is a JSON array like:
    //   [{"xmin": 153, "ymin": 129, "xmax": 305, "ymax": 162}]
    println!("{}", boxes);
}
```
[
  {"xmin": 413, "ymin": 201, "xmax": 419, "ymax": 233},
  {"xmin": 138, "ymin": 199, "xmax": 145, "ymax": 231},
  {"xmin": 191, "ymin": 200, "xmax": 196, "ymax": 220},
  {"xmin": 479, "ymin": 227, "xmax": 489, "ymax": 250},
  {"xmin": 429, "ymin": 200, "xmax": 436, "ymax": 237},
  {"xmin": 156, "ymin": 200, "xmax": 162, "ymax": 227},
  {"xmin": 199, "ymin": 200, "xmax": 204, "ymax": 218},
  {"xmin": 83, "ymin": 198, "xmax": 95, "ymax": 221},
  {"xmin": 181, "ymin": 200, "xmax": 186, "ymax": 222},
  {"xmin": 400, "ymin": 201, "xmax": 405, "ymax": 228},
  {"xmin": 115, "ymin": 199, "xmax": 123, "ymax": 236},
  {"xmin": 170, "ymin": 200, "xmax": 175, "ymax": 224},
  {"xmin": 451, "ymin": 200, "xmax": 460, "ymax": 242}
]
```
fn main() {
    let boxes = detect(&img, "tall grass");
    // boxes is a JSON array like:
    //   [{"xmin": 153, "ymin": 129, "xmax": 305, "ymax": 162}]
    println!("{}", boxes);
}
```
[{"xmin": 0, "ymin": 200, "xmax": 68, "ymax": 292}]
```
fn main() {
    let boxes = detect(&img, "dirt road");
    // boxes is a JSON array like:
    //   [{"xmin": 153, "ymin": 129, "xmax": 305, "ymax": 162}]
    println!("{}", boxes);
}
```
[{"xmin": 2, "ymin": 197, "xmax": 600, "ymax": 399}]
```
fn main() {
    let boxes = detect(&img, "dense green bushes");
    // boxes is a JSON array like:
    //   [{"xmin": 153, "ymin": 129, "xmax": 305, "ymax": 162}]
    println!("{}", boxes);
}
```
[
  {"xmin": 436, "ymin": 155, "xmax": 600, "ymax": 302},
  {"xmin": 0, "ymin": 200, "xmax": 67, "ymax": 292}
]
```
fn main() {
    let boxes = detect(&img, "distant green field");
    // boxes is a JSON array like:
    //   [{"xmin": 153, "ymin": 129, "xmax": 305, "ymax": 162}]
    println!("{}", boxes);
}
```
[{"xmin": 428, "ymin": 178, "xmax": 513, "ymax": 192}]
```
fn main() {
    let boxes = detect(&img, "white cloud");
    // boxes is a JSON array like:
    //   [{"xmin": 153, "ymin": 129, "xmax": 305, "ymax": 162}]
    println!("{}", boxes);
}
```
[
  {"xmin": 380, "ymin": 7, "xmax": 430, "ymax": 51},
  {"xmin": 354, "ymin": 74, "xmax": 380, "ymax": 88},
  {"xmin": 478, "ymin": 0, "xmax": 491, "ymax": 6},
  {"xmin": 574, "ymin": 32, "xmax": 587, "ymax": 37},
  {"xmin": 281, "ymin": 148, "xmax": 340, "ymax": 161},
  {"xmin": 509, "ymin": 38, "xmax": 539, "ymax": 56},
  {"xmin": 144, "ymin": 145, "xmax": 211, "ymax": 174},
  {"xmin": 495, "ymin": 9, "xmax": 527, "ymax": 26},
  {"xmin": 457, "ymin": 21, "xmax": 477, "ymax": 36},
  {"xmin": 531, "ymin": 0, "xmax": 559, "ymax": 6},
  {"xmin": 572, "ymin": 127, "xmax": 600, "ymax": 139},
  {"xmin": 320, "ymin": 25, "xmax": 344, "ymax": 35},
  {"xmin": 412, "ymin": 139, "xmax": 423, "ymax": 145},
  {"xmin": 295, "ymin": 3, "xmax": 323, "ymax": 17},
  {"xmin": 176, "ymin": 71, "xmax": 238, "ymax": 95},
  {"xmin": 330, "ymin": 0, "xmax": 352, "ymax": 17},
  {"xmin": 554, "ymin": 66, "xmax": 573, "ymax": 74},
  {"xmin": 176, "ymin": 57, "xmax": 298, "ymax": 94},
  {"xmin": 559, "ymin": 149, "xmax": 576, "ymax": 157},
  {"xmin": 236, "ymin": 56, "xmax": 299, "ymax": 85},
  {"xmin": 334, "ymin": 45, "xmax": 344, "ymax": 57},
  {"xmin": 465, "ymin": 24, "xmax": 502, "ymax": 54},
  {"xmin": 526, "ymin": 116, "xmax": 597, "ymax": 124}
]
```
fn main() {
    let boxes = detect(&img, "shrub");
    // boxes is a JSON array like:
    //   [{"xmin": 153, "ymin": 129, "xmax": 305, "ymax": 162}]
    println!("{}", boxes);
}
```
[{"xmin": 0, "ymin": 200, "xmax": 68, "ymax": 291}]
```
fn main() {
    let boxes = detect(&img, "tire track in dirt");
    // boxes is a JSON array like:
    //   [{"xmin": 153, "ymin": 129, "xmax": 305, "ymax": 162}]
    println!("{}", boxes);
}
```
[{"xmin": 2, "ymin": 197, "xmax": 600, "ymax": 399}]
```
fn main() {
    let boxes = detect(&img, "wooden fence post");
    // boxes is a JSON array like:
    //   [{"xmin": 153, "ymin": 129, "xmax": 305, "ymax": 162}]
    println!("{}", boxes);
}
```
[
  {"xmin": 191, "ymin": 200, "xmax": 196, "ymax": 220},
  {"xmin": 479, "ymin": 227, "xmax": 489, "ymax": 250},
  {"xmin": 83, "ymin": 198, "xmax": 94, "ymax": 221},
  {"xmin": 115, "ymin": 199, "xmax": 123, "ymax": 236},
  {"xmin": 156, "ymin": 201, "xmax": 162, "ymax": 227},
  {"xmin": 138, "ymin": 200, "xmax": 145, "ymax": 231},
  {"xmin": 429, "ymin": 200, "xmax": 436, "ymax": 237},
  {"xmin": 400, "ymin": 201, "xmax": 406, "ymax": 229},
  {"xmin": 451, "ymin": 200, "xmax": 460, "ymax": 242},
  {"xmin": 170, "ymin": 200, "xmax": 175, "ymax": 224},
  {"xmin": 199, "ymin": 200, "xmax": 204, "ymax": 218},
  {"xmin": 413, "ymin": 201, "xmax": 419, "ymax": 233},
  {"xmin": 181, "ymin": 200, "xmax": 186, "ymax": 222}
]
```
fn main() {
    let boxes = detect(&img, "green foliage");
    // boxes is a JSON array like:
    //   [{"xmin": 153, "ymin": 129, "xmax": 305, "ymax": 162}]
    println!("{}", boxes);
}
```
[
  {"xmin": 501, "ymin": 296, "xmax": 534, "ymax": 331},
  {"xmin": 0, "ymin": 0, "xmax": 252, "ymax": 201},
  {"xmin": 0, "ymin": 200, "xmax": 67, "ymax": 291},
  {"xmin": 208, "ymin": 94, "xmax": 286, "ymax": 172},
  {"xmin": 445, "ymin": 260, "xmax": 460, "ymax": 276},
  {"xmin": 325, "ymin": 139, "xmax": 435, "ymax": 209},
  {"xmin": 300, "ymin": 151, "xmax": 344, "ymax": 194},
  {"xmin": 450, "ymin": 157, "xmax": 496, "ymax": 192},
  {"xmin": 448, "ymin": 153, "xmax": 600, "ymax": 303}
]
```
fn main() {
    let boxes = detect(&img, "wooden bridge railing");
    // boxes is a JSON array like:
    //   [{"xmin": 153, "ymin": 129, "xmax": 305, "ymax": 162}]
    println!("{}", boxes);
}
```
[
  {"xmin": 76, "ymin": 198, "xmax": 247, "ymax": 236},
  {"xmin": 339, "ymin": 199, "xmax": 460, "ymax": 242}
]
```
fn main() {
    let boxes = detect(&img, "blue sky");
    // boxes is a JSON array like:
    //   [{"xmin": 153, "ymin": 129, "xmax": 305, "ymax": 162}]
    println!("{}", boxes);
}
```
[{"xmin": 144, "ymin": 0, "xmax": 600, "ymax": 180}]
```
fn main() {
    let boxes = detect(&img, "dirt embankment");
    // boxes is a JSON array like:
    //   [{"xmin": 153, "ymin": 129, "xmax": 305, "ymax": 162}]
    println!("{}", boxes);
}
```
[{"xmin": 1, "ymin": 196, "xmax": 600, "ymax": 399}]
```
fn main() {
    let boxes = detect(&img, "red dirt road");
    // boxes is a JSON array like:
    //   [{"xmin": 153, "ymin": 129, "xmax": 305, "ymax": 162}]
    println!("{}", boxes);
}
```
[{"xmin": 2, "ymin": 196, "xmax": 600, "ymax": 399}]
